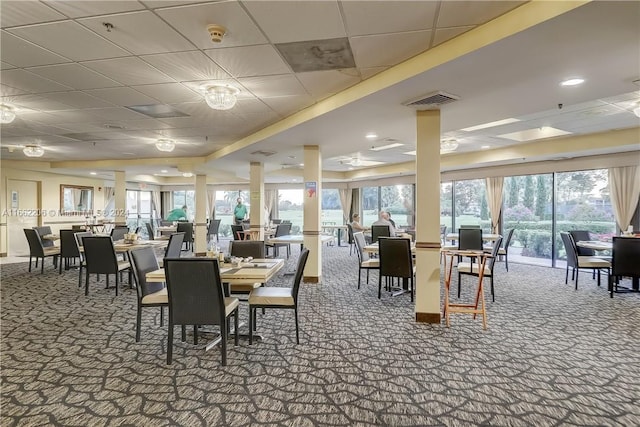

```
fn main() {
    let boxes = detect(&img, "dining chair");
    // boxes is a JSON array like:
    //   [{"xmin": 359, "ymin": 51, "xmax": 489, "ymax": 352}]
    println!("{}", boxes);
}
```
[
  {"xmin": 33, "ymin": 226, "xmax": 54, "ymax": 248},
  {"xmin": 608, "ymin": 237, "xmax": 640, "ymax": 298},
  {"xmin": 458, "ymin": 236, "xmax": 503, "ymax": 302},
  {"xmin": 353, "ymin": 232, "xmax": 379, "ymax": 289},
  {"xmin": 498, "ymin": 228, "xmax": 515, "ymax": 271},
  {"xmin": 346, "ymin": 223, "xmax": 355, "ymax": 256},
  {"xmin": 569, "ymin": 230, "xmax": 595, "ymax": 256},
  {"xmin": 266, "ymin": 223, "xmax": 292, "ymax": 258},
  {"xmin": 378, "ymin": 237, "xmax": 414, "ymax": 301},
  {"xmin": 271, "ymin": 219, "xmax": 282, "ymax": 225},
  {"xmin": 82, "ymin": 236, "xmax": 131, "ymax": 296},
  {"xmin": 161, "ymin": 233, "xmax": 185, "ymax": 266},
  {"xmin": 248, "ymin": 248, "xmax": 309, "ymax": 345},
  {"xmin": 74, "ymin": 231, "xmax": 93, "ymax": 287},
  {"xmin": 439, "ymin": 225, "xmax": 448, "ymax": 245},
  {"xmin": 164, "ymin": 258, "xmax": 239, "ymax": 365},
  {"xmin": 560, "ymin": 232, "xmax": 610, "ymax": 290},
  {"xmin": 229, "ymin": 240, "xmax": 265, "ymax": 259},
  {"xmin": 207, "ymin": 219, "xmax": 221, "ymax": 243},
  {"xmin": 129, "ymin": 247, "xmax": 168, "ymax": 342},
  {"xmin": 58, "ymin": 229, "xmax": 81, "ymax": 274},
  {"xmin": 110, "ymin": 226, "xmax": 129, "ymax": 242},
  {"xmin": 176, "ymin": 222, "xmax": 194, "ymax": 251},
  {"xmin": 23, "ymin": 229, "xmax": 60, "ymax": 274},
  {"xmin": 231, "ymin": 224, "xmax": 244, "ymax": 241},
  {"xmin": 371, "ymin": 225, "xmax": 391, "ymax": 243}
]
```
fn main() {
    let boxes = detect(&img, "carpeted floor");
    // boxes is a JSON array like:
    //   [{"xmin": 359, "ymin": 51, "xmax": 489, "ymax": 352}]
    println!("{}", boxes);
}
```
[{"xmin": 2, "ymin": 243, "xmax": 639, "ymax": 426}]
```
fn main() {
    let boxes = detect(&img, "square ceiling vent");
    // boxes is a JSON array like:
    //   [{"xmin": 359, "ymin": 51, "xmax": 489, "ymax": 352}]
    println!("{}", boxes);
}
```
[
  {"xmin": 403, "ymin": 91, "xmax": 460, "ymax": 110},
  {"xmin": 276, "ymin": 37, "xmax": 356, "ymax": 73},
  {"xmin": 126, "ymin": 104, "xmax": 189, "ymax": 119}
]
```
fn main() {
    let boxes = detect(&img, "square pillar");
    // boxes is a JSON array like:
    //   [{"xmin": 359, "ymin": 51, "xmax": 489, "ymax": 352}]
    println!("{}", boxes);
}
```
[
  {"xmin": 415, "ymin": 110, "xmax": 442, "ymax": 323},
  {"xmin": 303, "ymin": 145, "xmax": 322, "ymax": 283},
  {"xmin": 194, "ymin": 174, "xmax": 207, "ymax": 255},
  {"xmin": 249, "ymin": 162, "xmax": 265, "ymax": 241}
]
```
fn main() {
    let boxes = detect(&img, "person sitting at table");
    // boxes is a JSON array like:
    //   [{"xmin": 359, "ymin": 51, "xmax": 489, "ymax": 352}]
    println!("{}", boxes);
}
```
[
  {"xmin": 350, "ymin": 213, "xmax": 368, "ymax": 232},
  {"xmin": 166, "ymin": 205, "xmax": 187, "ymax": 221},
  {"xmin": 372, "ymin": 210, "xmax": 397, "ymax": 237},
  {"xmin": 387, "ymin": 211, "xmax": 397, "ymax": 228}
]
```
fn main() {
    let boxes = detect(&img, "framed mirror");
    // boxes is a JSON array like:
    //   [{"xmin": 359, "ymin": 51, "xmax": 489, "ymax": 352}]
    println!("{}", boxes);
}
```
[{"xmin": 60, "ymin": 185, "xmax": 94, "ymax": 214}]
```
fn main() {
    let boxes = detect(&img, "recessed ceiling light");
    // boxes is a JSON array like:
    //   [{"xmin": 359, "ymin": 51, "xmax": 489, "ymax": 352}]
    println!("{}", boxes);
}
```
[
  {"xmin": 348, "ymin": 167, "xmax": 354, "ymax": 170},
  {"xmin": 365, "ymin": 132, "xmax": 378, "ymax": 139},
  {"xmin": 461, "ymin": 118, "xmax": 520, "ymax": 132},
  {"xmin": 89, "ymin": 172, "xmax": 97, "ymax": 175},
  {"xmin": 560, "ymin": 78, "xmax": 585, "ymax": 86},
  {"xmin": 182, "ymin": 172, "xmax": 193, "ymax": 178},
  {"xmin": 370, "ymin": 142, "xmax": 403, "ymax": 151},
  {"xmin": 288, "ymin": 155, "xmax": 296, "ymax": 159},
  {"xmin": 161, "ymin": 169, "xmax": 168, "ymax": 173},
  {"xmin": 298, "ymin": 163, "xmax": 304, "ymax": 167},
  {"xmin": 481, "ymin": 145, "xmax": 490, "ymax": 150},
  {"xmin": 403, "ymin": 151, "xmax": 416, "ymax": 156}
]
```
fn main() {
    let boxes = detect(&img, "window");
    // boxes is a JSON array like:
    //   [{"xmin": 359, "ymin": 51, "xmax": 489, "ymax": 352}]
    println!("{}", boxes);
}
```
[
  {"xmin": 321, "ymin": 189, "xmax": 342, "ymax": 225},
  {"xmin": 126, "ymin": 190, "xmax": 154, "ymax": 237},
  {"xmin": 381, "ymin": 184, "xmax": 414, "ymax": 228},
  {"xmin": 213, "ymin": 190, "xmax": 250, "ymax": 237},
  {"xmin": 278, "ymin": 189, "xmax": 303, "ymax": 234},
  {"xmin": 171, "ymin": 190, "xmax": 195, "ymax": 220},
  {"xmin": 361, "ymin": 187, "xmax": 379, "ymax": 227},
  {"xmin": 440, "ymin": 182, "xmax": 453, "ymax": 231},
  {"xmin": 453, "ymin": 179, "xmax": 488, "ymax": 231}
]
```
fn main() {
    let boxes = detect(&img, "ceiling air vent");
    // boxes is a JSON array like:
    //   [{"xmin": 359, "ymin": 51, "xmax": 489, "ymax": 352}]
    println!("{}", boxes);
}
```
[
  {"xmin": 403, "ymin": 91, "xmax": 460, "ymax": 110},
  {"xmin": 250, "ymin": 150, "xmax": 276, "ymax": 157}
]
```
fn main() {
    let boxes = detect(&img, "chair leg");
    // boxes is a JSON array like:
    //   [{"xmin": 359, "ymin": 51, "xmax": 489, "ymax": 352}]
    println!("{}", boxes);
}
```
[
  {"xmin": 59, "ymin": 257, "xmax": 63, "ymax": 274},
  {"xmin": 234, "ymin": 310, "xmax": 239, "ymax": 347},
  {"xmin": 181, "ymin": 325, "xmax": 186, "ymax": 342},
  {"xmin": 410, "ymin": 277, "xmax": 414, "ymax": 303},
  {"xmin": 505, "ymin": 254, "xmax": 509, "ymax": 272},
  {"xmin": 597, "ymin": 269, "xmax": 601, "ymax": 287},
  {"xmin": 565, "ymin": 265, "xmax": 569, "ymax": 284},
  {"xmin": 294, "ymin": 307, "xmax": 300, "ymax": 344},
  {"xmin": 41, "ymin": 257, "xmax": 44, "ymax": 274},
  {"xmin": 28, "ymin": 256, "xmax": 32, "ymax": 272},
  {"xmin": 490, "ymin": 276, "xmax": 495, "ymax": 302},
  {"xmin": 575, "ymin": 269, "xmax": 579, "ymax": 290},
  {"xmin": 378, "ymin": 275, "xmax": 382, "ymax": 299},
  {"xmin": 85, "ymin": 270, "xmax": 90, "ymax": 296},
  {"xmin": 193, "ymin": 325, "xmax": 198, "ymax": 345},
  {"xmin": 136, "ymin": 305, "xmax": 142, "ymax": 342},
  {"xmin": 115, "ymin": 274, "xmax": 119, "ymax": 296},
  {"xmin": 249, "ymin": 307, "xmax": 254, "ymax": 345},
  {"xmin": 78, "ymin": 265, "xmax": 83, "ymax": 288},
  {"xmin": 167, "ymin": 324, "xmax": 173, "ymax": 365},
  {"xmin": 221, "ymin": 319, "xmax": 228, "ymax": 366},
  {"xmin": 366, "ymin": 269, "xmax": 370, "ymax": 284},
  {"xmin": 457, "ymin": 272, "xmax": 462, "ymax": 298},
  {"xmin": 357, "ymin": 267, "xmax": 362, "ymax": 289},
  {"xmin": 160, "ymin": 306, "xmax": 164, "ymax": 327}
]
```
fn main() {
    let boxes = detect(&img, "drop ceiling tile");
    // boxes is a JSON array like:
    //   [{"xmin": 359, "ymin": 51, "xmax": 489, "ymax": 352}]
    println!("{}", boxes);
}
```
[
  {"xmin": 260, "ymin": 94, "xmax": 315, "ymax": 117},
  {"xmin": 82, "ymin": 57, "xmax": 174, "ymax": 86},
  {"xmin": 155, "ymin": 2, "xmax": 267, "ymax": 49},
  {"xmin": 238, "ymin": 75, "xmax": 308, "ymax": 98},
  {"xmin": 165, "ymin": 101, "xmax": 213, "ymax": 118},
  {"xmin": 78, "ymin": 11, "xmax": 194, "ymax": 55},
  {"xmin": 204, "ymin": 45, "xmax": 291, "ymax": 77},
  {"xmin": 8, "ymin": 21, "xmax": 129, "ymax": 61},
  {"xmin": 1, "ymin": 94, "xmax": 74, "ymax": 111},
  {"xmin": 0, "ymin": 84, "xmax": 28, "ymax": 97},
  {"xmin": 0, "ymin": 69, "xmax": 73, "ymax": 93},
  {"xmin": 437, "ymin": 1, "xmax": 526, "ymax": 28},
  {"xmin": 1, "ymin": 62, "xmax": 16, "ymax": 70},
  {"xmin": 360, "ymin": 66, "xmax": 388, "ymax": 80},
  {"xmin": 342, "ymin": 1, "xmax": 437, "ymax": 36},
  {"xmin": 141, "ymin": 0, "xmax": 207, "ymax": 7},
  {"xmin": 118, "ymin": 119, "xmax": 173, "ymax": 131},
  {"xmin": 0, "ymin": 31, "xmax": 70, "ymax": 67},
  {"xmin": 44, "ymin": 1, "xmax": 145, "ymax": 18},
  {"xmin": 133, "ymin": 83, "xmax": 201, "ymax": 104},
  {"xmin": 296, "ymin": 70, "xmax": 360, "ymax": 99},
  {"xmin": 141, "ymin": 51, "xmax": 229, "ymax": 81},
  {"xmin": 432, "ymin": 26, "xmax": 474, "ymax": 47},
  {"xmin": 0, "ymin": 1, "xmax": 66, "ymax": 28},
  {"xmin": 84, "ymin": 87, "xmax": 160, "ymax": 106},
  {"xmin": 29, "ymin": 109, "xmax": 108, "ymax": 125},
  {"xmin": 27, "ymin": 64, "xmax": 122, "ymax": 90},
  {"xmin": 44, "ymin": 92, "xmax": 116, "ymax": 109},
  {"xmin": 231, "ymin": 98, "xmax": 274, "ymax": 115},
  {"xmin": 243, "ymin": 1, "xmax": 345, "ymax": 44},
  {"xmin": 350, "ymin": 31, "xmax": 431, "ymax": 68}
]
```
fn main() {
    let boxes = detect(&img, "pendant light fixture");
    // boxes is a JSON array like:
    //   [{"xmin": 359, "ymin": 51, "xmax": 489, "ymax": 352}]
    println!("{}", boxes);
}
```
[
  {"xmin": 1, "ymin": 104, "xmax": 16, "ymax": 124},
  {"xmin": 204, "ymin": 84, "xmax": 239, "ymax": 110},
  {"xmin": 155, "ymin": 138, "xmax": 175, "ymax": 152},
  {"xmin": 23, "ymin": 145, "xmax": 44, "ymax": 157}
]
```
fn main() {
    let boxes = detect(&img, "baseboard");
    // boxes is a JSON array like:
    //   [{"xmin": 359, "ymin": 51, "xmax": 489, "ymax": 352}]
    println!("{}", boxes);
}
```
[
  {"xmin": 303, "ymin": 276, "xmax": 320, "ymax": 284},
  {"xmin": 415, "ymin": 312, "xmax": 441, "ymax": 323},
  {"xmin": 0, "ymin": 252, "xmax": 6, "ymax": 257}
]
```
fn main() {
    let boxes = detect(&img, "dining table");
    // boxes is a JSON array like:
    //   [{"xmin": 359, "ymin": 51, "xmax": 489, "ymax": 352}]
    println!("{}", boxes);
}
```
[
  {"xmin": 267, "ymin": 234, "xmax": 335, "ymax": 250},
  {"xmin": 364, "ymin": 241, "xmax": 416, "ymax": 255},
  {"xmin": 446, "ymin": 233, "xmax": 502, "ymax": 243},
  {"xmin": 321, "ymin": 225, "xmax": 348, "ymax": 247}
]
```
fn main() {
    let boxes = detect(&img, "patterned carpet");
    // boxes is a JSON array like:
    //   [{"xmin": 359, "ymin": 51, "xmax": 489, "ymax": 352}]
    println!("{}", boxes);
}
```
[{"xmin": 2, "ymin": 243, "xmax": 639, "ymax": 426}]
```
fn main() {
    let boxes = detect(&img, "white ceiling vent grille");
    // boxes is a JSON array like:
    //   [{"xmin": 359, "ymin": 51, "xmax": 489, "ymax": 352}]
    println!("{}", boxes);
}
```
[{"xmin": 403, "ymin": 91, "xmax": 460, "ymax": 110}]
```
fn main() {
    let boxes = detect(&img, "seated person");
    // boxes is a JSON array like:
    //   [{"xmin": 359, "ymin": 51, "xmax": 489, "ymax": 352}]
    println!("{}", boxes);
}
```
[
  {"xmin": 166, "ymin": 205, "xmax": 187, "ymax": 221},
  {"xmin": 387, "ymin": 212, "xmax": 397, "ymax": 228},
  {"xmin": 372, "ymin": 210, "xmax": 397, "ymax": 237},
  {"xmin": 350, "ymin": 213, "xmax": 368, "ymax": 232}
]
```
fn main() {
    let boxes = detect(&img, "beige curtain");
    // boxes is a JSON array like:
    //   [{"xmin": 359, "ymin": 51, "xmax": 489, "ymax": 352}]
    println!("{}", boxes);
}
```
[
  {"xmin": 264, "ymin": 189, "xmax": 277, "ymax": 220},
  {"xmin": 609, "ymin": 166, "xmax": 640, "ymax": 232},
  {"xmin": 151, "ymin": 191, "xmax": 161, "ymax": 223},
  {"xmin": 485, "ymin": 177, "xmax": 504, "ymax": 233},
  {"xmin": 338, "ymin": 189, "xmax": 353, "ymax": 224},
  {"xmin": 207, "ymin": 188, "xmax": 216, "ymax": 219}
]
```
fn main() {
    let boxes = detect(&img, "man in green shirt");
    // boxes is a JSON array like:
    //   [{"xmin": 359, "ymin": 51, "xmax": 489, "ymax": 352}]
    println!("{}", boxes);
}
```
[
  {"xmin": 166, "ymin": 205, "xmax": 187, "ymax": 221},
  {"xmin": 233, "ymin": 198, "xmax": 248, "ymax": 225}
]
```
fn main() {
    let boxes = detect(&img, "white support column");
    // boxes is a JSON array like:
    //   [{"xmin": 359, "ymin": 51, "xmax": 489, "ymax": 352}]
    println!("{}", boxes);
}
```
[
  {"xmin": 414, "ymin": 110, "xmax": 442, "ymax": 323},
  {"xmin": 114, "ymin": 171, "xmax": 126, "ymax": 226},
  {"xmin": 194, "ymin": 174, "xmax": 207, "ymax": 255},
  {"xmin": 303, "ymin": 145, "xmax": 322, "ymax": 283},
  {"xmin": 249, "ymin": 162, "xmax": 265, "ymax": 241}
]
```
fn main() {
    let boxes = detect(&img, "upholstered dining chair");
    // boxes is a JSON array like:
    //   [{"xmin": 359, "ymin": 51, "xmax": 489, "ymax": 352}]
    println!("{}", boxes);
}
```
[
  {"xmin": 371, "ymin": 225, "xmax": 391, "ymax": 243},
  {"xmin": 58, "ymin": 229, "xmax": 81, "ymax": 274},
  {"xmin": 608, "ymin": 236, "xmax": 640, "ymax": 298},
  {"xmin": 33, "ymin": 226, "xmax": 54, "ymax": 248},
  {"xmin": 497, "ymin": 228, "xmax": 515, "ymax": 271},
  {"xmin": 129, "ymin": 247, "xmax": 167, "ymax": 342},
  {"xmin": 457, "ymin": 236, "xmax": 503, "ymax": 302},
  {"xmin": 110, "ymin": 226, "xmax": 129, "ymax": 242},
  {"xmin": 378, "ymin": 237, "xmax": 414, "ymax": 302},
  {"xmin": 229, "ymin": 240, "xmax": 265, "ymax": 259},
  {"xmin": 164, "ymin": 258, "xmax": 239, "ymax": 365},
  {"xmin": 74, "ymin": 231, "xmax": 92, "ymax": 287},
  {"xmin": 569, "ymin": 230, "xmax": 595, "ymax": 256},
  {"xmin": 248, "ymin": 248, "xmax": 309, "ymax": 345},
  {"xmin": 24, "ymin": 228, "xmax": 60, "ymax": 274},
  {"xmin": 231, "ymin": 224, "xmax": 244, "ymax": 241},
  {"xmin": 353, "ymin": 232, "xmax": 379, "ymax": 289},
  {"xmin": 207, "ymin": 219, "xmax": 221, "ymax": 243},
  {"xmin": 176, "ymin": 222, "xmax": 194, "ymax": 251},
  {"xmin": 82, "ymin": 236, "xmax": 131, "ymax": 296},
  {"xmin": 560, "ymin": 232, "xmax": 610, "ymax": 290},
  {"xmin": 346, "ymin": 223, "xmax": 356, "ymax": 256},
  {"xmin": 266, "ymin": 223, "xmax": 292, "ymax": 258}
]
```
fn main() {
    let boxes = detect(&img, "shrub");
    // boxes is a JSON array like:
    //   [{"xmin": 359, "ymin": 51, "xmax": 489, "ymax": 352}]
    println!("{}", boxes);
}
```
[{"xmin": 504, "ymin": 205, "xmax": 536, "ymax": 222}]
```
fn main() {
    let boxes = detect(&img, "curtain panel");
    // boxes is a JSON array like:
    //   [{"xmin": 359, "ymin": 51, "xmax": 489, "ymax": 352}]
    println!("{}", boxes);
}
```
[
  {"xmin": 609, "ymin": 166, "xmax": 640, "ymax": 232},
  {"xmin": 485, "ymin": 177, "xmax": 504, "ymax": 233},
  {"xmin": 338, "ymin": 189, "xmax": 353, "ymax": 224},
  {"xmin": 264, "ymin": 190, "xmax": 277, "ymax": 220},
  {"xmin": 207, "ymin": 188, "xmax": 216, "ymax": 219}
]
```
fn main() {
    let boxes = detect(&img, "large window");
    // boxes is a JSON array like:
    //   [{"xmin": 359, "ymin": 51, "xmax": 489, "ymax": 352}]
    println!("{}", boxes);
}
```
[
  {"xmin": 213, "ymin": 190, "xmax": 250, "ymax": 237},
  {"xmin": 362, "ymin": 187, "xmax": 379, "ymax": 226},
  {"xmin": 126, "ymin": 190, "xmax": 154, "ymax": 237},
  {"xmin": 278, "ymin": 189, "xmax": 303, "ymax": 234},
  {"xmin": 171, "ymin": 190, "xmax": 195, "ymax": 220},
  {"xmin": 381, "ymin": 184, "xmax": 414, "ymax": 228},
  {"xmin": 453, "ymin": 179, "xmax": 488, "ymax": 231},
  {"xmin": 321, "ymin": 189, "xmax": 342, "ymax": 225},
  {"xmin": 440, "ymin": 182, "xmax": 453, "ymax": 231}
]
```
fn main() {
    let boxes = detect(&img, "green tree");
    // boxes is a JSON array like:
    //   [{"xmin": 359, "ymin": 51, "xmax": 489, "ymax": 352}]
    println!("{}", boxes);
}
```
[
  {"xmin": 508, "ymin": 178, "xmax": 519, "ymax": 208},
  {"xmin": 480, "ymin": 196, "xmax": 489, "ymax": 220},
  {"xmin": 523, "ymin": 175, "xmax": 535, "ymax": 210},
  {"xmin": 535, "ymin": 175, "xmax": 547, "ymax": 218}
]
